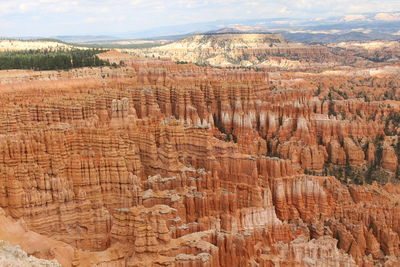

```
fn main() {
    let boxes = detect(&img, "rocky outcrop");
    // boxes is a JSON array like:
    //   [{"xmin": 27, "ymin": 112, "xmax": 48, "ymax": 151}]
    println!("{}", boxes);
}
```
[
  {"xmin": 133, "ymin": 33, "xmax": 335, "ymax": 68},
  {"xmin": 268, "ymin": 235, "xmax": 357, "ymax": 266},
  {"xmin": 382, "ymin": 145, "xmax": 398, "ymax": 172},
  {"xmin": 0, "ymin": 240, "xmax": 60, "ymax": 267},
  {"xmin": 0, "ymin": 52, "xmax": 399, "ymax": 266}
]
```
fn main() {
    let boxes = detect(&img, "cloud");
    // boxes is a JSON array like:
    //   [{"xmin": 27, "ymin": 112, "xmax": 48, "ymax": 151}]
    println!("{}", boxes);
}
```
[
  {"xmin": 84, "ymin": 16, "xmax": 127, "ymax": 23},
  {"xmin": 375, "ymin": 12, "xmax": 400, "ymax": 21},
  {"xmin": 279, "ymin": 7, "xmax": 291, "ymax": 15},
  {"xmin": 342, "ymin": 14, "xmax": 368, "ymax": 22},
  {"xmin": 0, "ymin": 0, "xmax": 399, "ymax": 36},
  {"xmin": 1, "ymin": 0, "xmax": 399, "ymax": 16}
]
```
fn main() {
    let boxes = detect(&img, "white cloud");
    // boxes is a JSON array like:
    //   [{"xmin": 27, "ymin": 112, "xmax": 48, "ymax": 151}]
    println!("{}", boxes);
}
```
[
  {"xmin": 279, "ymin": 7, "xmax": 291, "ymax": 15},
  {"xmin": 0, "ymin": 0, "xmax": 400, "ymax": 36},
  {"xmin": 342, "ymin": 14, "xmax": 368, "ymax": 22},
  {"xmin": 375, "ymin": 12, "xmax": 400, "ymax": 21},
  {"xmin": 1, "ymin": 0, "xmax": 398, "ymax": 16},
  {"xmin": 84, "ymin": 16, "xmax": 126, "ymax": 23}
]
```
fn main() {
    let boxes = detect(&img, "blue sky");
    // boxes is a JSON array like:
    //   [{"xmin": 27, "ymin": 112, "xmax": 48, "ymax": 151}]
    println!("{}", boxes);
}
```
[{"xmin": 0, "ymin": 0, "xmax": 399, "ymax": 37}]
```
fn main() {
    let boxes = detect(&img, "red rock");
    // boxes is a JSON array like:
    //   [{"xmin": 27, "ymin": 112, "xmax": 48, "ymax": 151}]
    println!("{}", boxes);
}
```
[
  {"xmin": 382, "ymin": 145, "xmax": 398, "ymax": 172},
  {"xmin": 0, "ymin": 53, "xmax": 399, "ymax": 266}
]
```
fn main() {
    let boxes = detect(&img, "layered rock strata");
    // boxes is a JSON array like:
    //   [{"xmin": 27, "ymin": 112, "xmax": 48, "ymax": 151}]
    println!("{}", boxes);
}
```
[{"xmin": 0, "ymin": 53, "xmax": 399, "ymax": 266}]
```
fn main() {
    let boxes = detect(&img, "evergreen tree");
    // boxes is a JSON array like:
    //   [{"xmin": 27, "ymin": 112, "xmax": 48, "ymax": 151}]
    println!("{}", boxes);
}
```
[{"xmin": 0, "ymin": 49, "xmax": 111, "ymax": 71}]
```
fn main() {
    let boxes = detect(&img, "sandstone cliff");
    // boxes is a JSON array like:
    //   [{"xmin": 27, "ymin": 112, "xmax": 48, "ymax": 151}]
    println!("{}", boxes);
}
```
[
  {"xmin": 0, "ymin": 51, "xmax": 399, "ymax": 266},
  {"xmin": 131, "ymin": 33, "xmax": 335, "ymax": 69}
]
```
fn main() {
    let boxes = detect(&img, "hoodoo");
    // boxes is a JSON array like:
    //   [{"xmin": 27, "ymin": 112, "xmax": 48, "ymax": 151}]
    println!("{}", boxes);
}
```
[
  {"xmin": 1, "ymin": 4, "xmax": 400, "ymax": 266},
  {"xmin": 0, "ymin": 50, "xmax": 399, "ymax": 265}
]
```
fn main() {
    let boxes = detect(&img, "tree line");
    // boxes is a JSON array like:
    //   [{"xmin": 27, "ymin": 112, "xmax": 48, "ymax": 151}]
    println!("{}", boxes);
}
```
[{"xmin": 0, "ymin": 49, "xmax": 112, "ymax": 71}]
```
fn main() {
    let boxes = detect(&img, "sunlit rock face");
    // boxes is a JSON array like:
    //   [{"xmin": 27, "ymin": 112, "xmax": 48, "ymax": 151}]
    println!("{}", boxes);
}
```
[
  {"xmin": 0, "ymin": 51, "xmax": 399, "ymax": 266},
  {"xmin": 133, "ymin": 33, "xmax": 334, "ymax": 69},
  {"xmin": 0, "ymin": 240, "xmax": 61, "ymax": 267}
]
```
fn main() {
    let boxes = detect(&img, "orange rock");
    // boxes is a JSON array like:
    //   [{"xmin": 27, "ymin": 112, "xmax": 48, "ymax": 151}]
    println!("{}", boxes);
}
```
[
  {"xmin": 0, "ymin": 54, "xmax": 398, "ymax": 266},
  {"xmin": 381, "ymin": 145, "xmax": 398, "ymax": 172}
]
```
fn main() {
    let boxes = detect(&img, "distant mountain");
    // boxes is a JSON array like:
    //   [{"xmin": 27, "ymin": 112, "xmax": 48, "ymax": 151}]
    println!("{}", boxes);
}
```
[
  {"xmin": 54, "ymin": 35, "xmax": 119, "ymax": 43},
  {"xmin": 113, "ymin": 11, "xmax": 400, "ymax": 43},
  {"xmin": 206, "ymin": 26, "xmax": 273, "ymax": 34},
  {"xmin": 6, "ymin": 11, "xmax": 400, "ymax": 45},
  {"xmin": 282, "ymin": 31, "xmax": 400, "ymax": 44}
]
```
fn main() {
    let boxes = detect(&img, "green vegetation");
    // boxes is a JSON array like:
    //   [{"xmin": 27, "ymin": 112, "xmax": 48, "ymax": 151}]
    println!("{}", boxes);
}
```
[
  {"xmin": 395, "ymin": 142, "xmax": 400, "ymax": 179},
  {"xmin": 313, "ymin": 84, "xmax": 322, "ymax": 96},
  {"xmin": 327, "ymin": 93, "xmax": 337, "ymax": 117},
  {"xmin": 322, "ymin": 134, "xmax": 399, "ymax": 185},
  {"xmin": 213, "ymin": 113, "xmax": 237, "ymax": 143},
  {"xmin": 323, "ymin": 163, "xmax": 389, "ymax": 185},
  {"xmin": 383, "ymin": 112, "xmax": 400, "ymax": 179},
  {"xmin": 73, "ymin": 42, "xmax": 165, "ymax": 49},
  {"xmin": 0, "ymin": 49, "xmax": 110, "ymax": 71},
  {"xmin": 323, "ymin": 164, "xmax": 365, "ymax": 185},
  {"xmin": 384, "ymin": 112, "xmax": 400, "ymax": 136}
]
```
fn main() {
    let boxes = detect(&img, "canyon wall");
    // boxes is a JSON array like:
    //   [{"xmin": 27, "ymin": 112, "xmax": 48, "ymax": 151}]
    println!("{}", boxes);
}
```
[{"xmin": 0, "ymin": 53, "xmax": 399, "ymax": 266}]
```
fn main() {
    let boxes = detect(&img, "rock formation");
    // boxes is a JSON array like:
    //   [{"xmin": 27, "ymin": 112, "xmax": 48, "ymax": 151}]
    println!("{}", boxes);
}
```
[
  {"xmin": 0, "ymin": 49, "xmax": 399, "ymax": 266},
  {"xmin": 131, "ymin": 32, "xmax": 400, "ymax": 69},
  {"xmin": 133, "ymin": 33, "xmax": 334, "ymax": 68},
  {"xmin": 0, "ymin": 240, "xmax": 60, "ymax": 267}
]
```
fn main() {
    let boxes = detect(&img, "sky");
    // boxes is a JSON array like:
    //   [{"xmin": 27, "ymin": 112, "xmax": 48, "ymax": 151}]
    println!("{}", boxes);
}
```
[{"xmin": 0, "ymin": 0, "xmax": 400, "ymax": 37}]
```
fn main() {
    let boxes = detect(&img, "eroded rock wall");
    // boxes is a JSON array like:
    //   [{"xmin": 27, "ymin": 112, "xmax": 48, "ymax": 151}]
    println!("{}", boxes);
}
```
[{"xmin": 0, "ymin": 55, "xmax": 399, "ymax": 266}]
